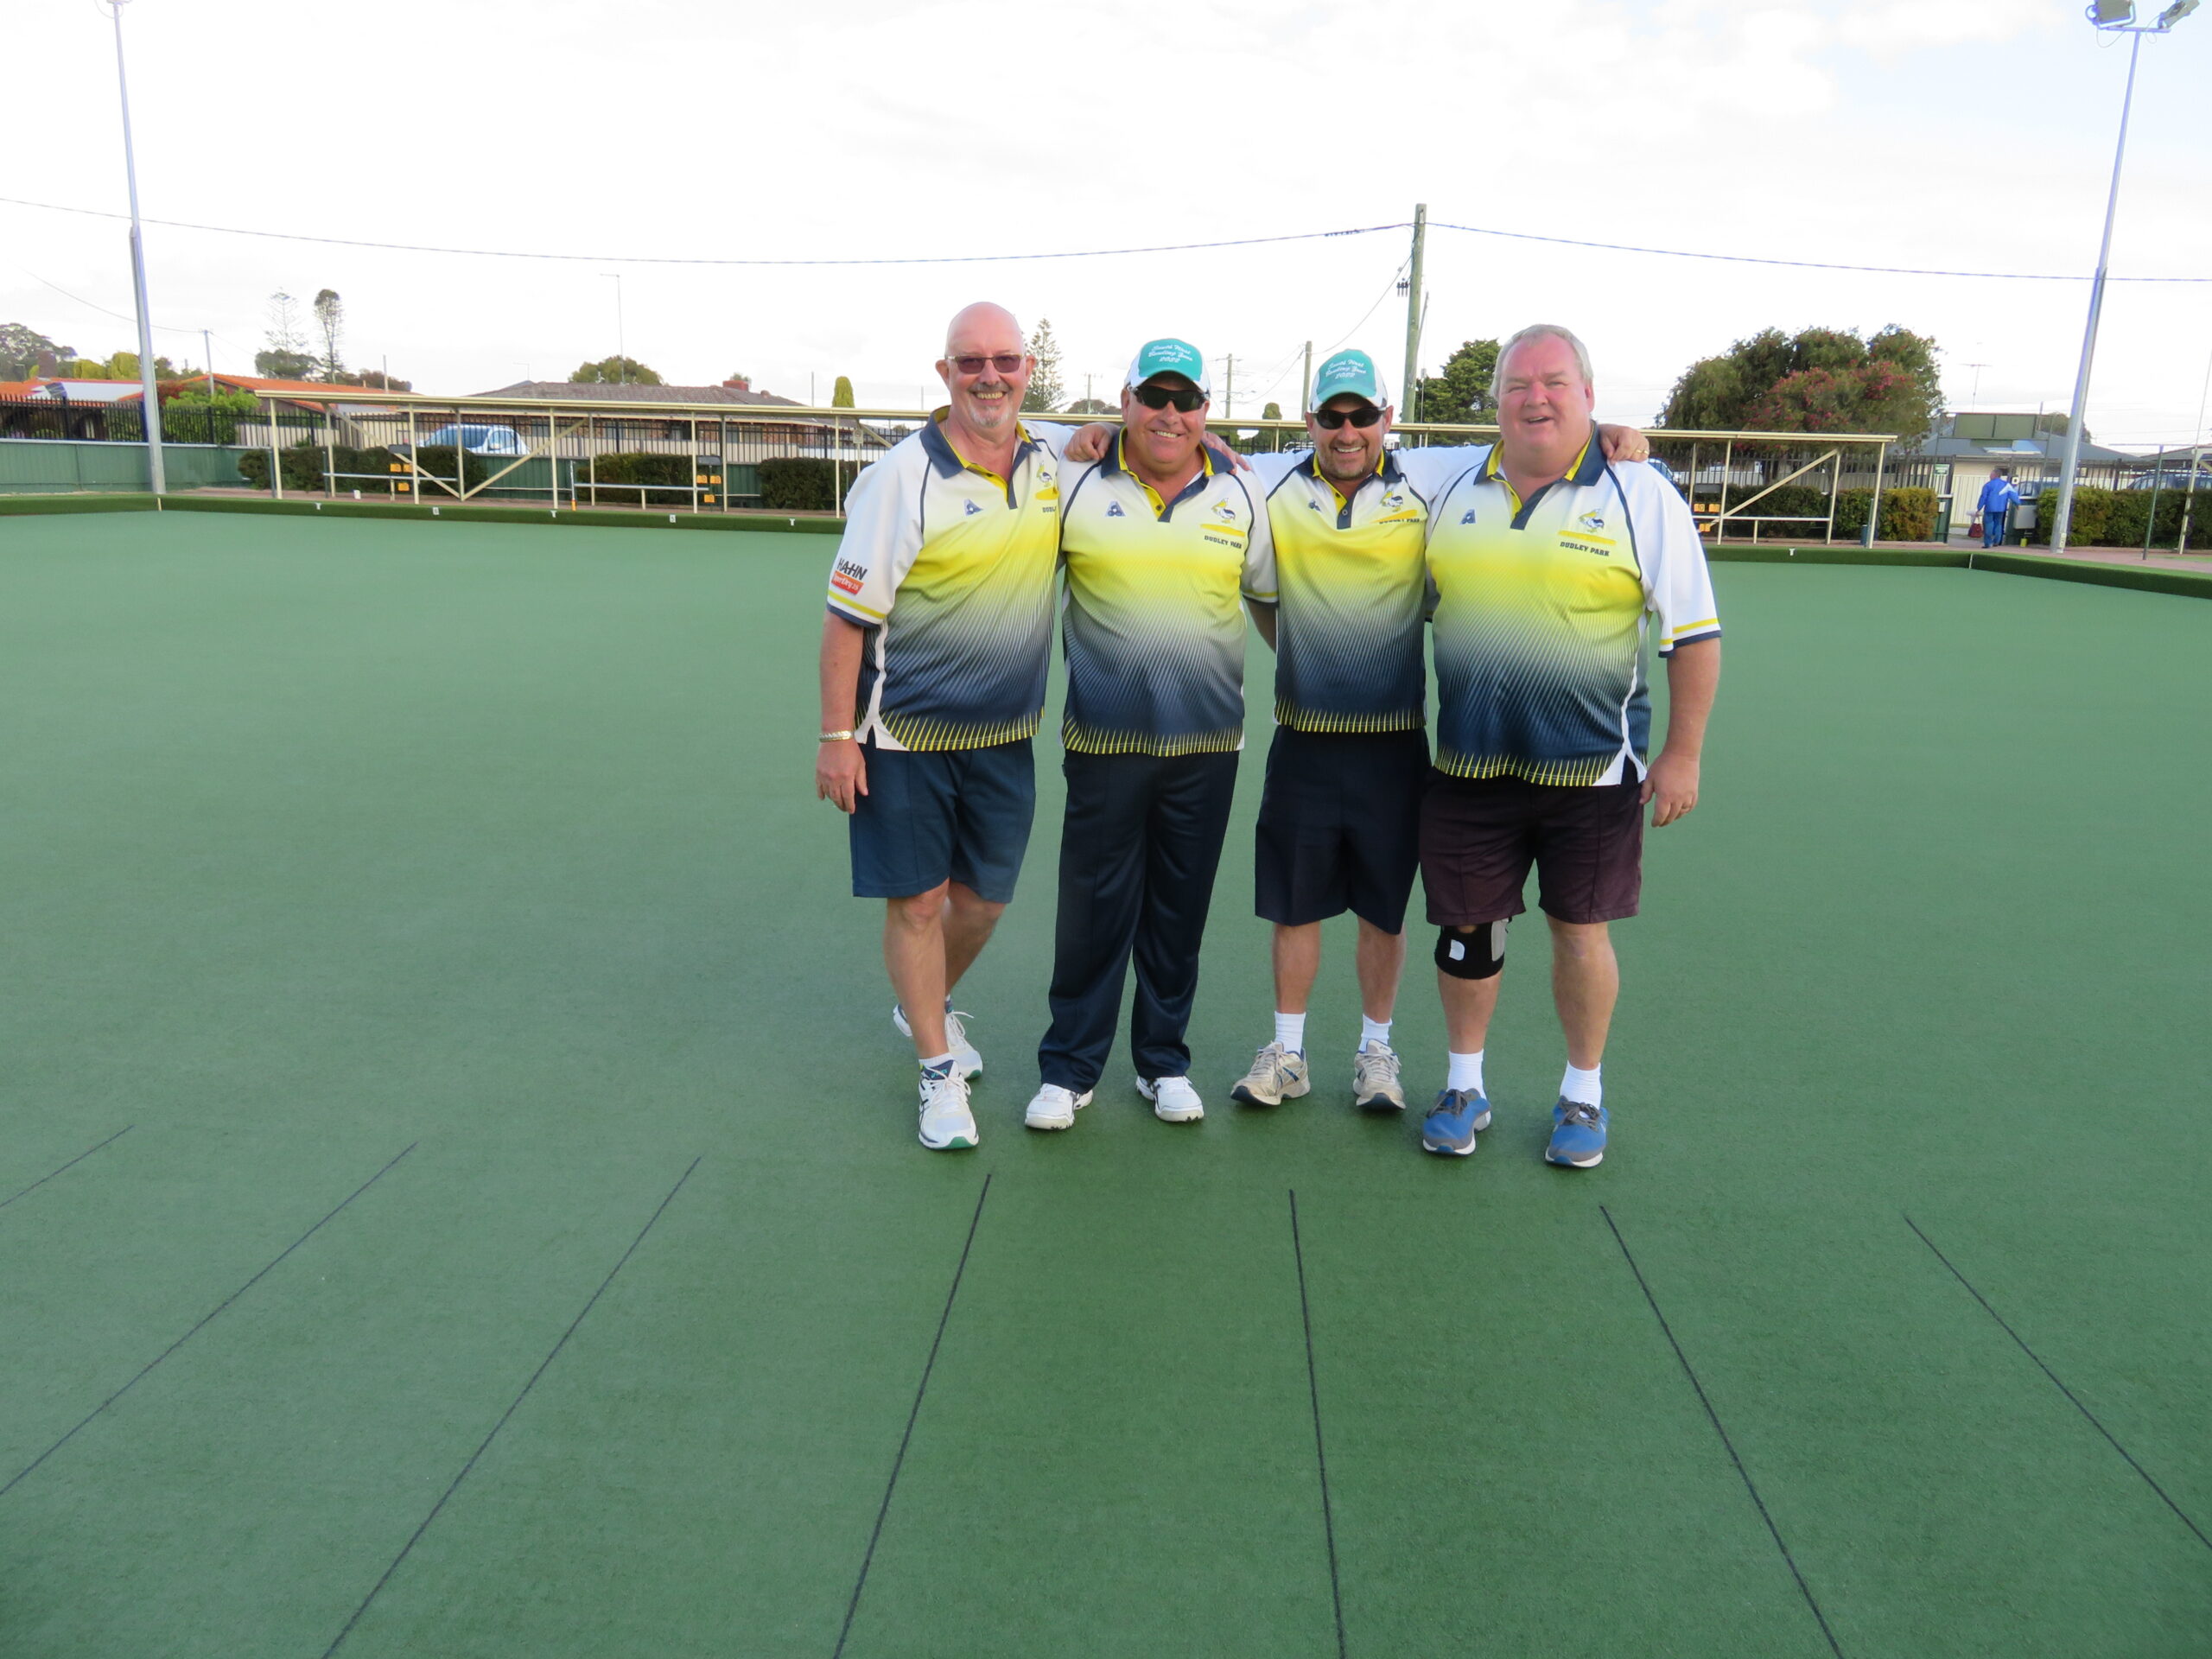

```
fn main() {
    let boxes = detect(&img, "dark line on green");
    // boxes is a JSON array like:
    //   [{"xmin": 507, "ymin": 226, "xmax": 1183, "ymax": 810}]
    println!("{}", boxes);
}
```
[
  {"xmin": 322, "ymin": 1154, "xmax": 701, "ymax": 1656},
  {"xmin": 1902, "ymin": 1212, "xmax": 2211, "ymax": 1553},
  {"xmin": 0, "ymin": 1141, "xmax": 416, "ymax": 1500},
  {"xmin": 834, "ymin": 1173, "xmax": 993, "ymax": 1659},
  {"xmin": 1601, "ymin": 1205, "xmax": 1844, "ymax": 1658},
  {"xmin": 0, "ymin": 1124, "xmax": 134, "ymax": 1211},
  {"xmin": 1288, "ymin": 1190, "xmax": 1349, "ymax": 1659}
]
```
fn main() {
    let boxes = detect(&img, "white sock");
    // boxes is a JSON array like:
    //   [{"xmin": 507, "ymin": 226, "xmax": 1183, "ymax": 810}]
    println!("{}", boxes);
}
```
[
  {"xmin": 1359, "ymin": 1014, "xmax": 1392, "ymax": 1051},
  {"xmin": 920, "ymin": 1051, "xmax": 957, "ymax": 1077},
  {"xmin": 1446, "ymin": 1050, "xmax": 1485, "ymax": 1095},
  {"xmin": 1274, "ymin": 1011, "xmax": 1306, "ymax": 1054},
  {"xmin": 1561, "ymin": 1063, "xmax": 1603, "ymax": 1107}
]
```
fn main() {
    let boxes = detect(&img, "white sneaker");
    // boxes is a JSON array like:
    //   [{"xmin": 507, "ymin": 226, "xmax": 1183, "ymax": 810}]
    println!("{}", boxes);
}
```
[
  {"xmin": 917, "ymin": 1068, "xmax": 978, "ymax": 1151},
  {"xmin": 1137, "ymin": 1075, "xmax": 1205, "ymax": 1122},
  {"xmin": 1230, "ymin": 1041, "xmax": 1310, "ymax": 1107},
  {"xmin": 1024, "ymin": 1083, "xmax": 1093, "ymax": 1131},
  {"xmin": 893, "ymin": 1003, "xmax": 982, "ymax": 1077},
  {"xmin": 1352, "ymin": 1040, "xmax": 1407, "ymax": 1111}
]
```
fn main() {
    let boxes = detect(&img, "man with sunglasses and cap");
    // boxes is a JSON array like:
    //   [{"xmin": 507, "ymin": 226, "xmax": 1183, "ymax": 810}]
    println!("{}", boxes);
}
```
[{"xmin": 1021, "ymin": 339, "xmax": 1275, "ymax": 1133}]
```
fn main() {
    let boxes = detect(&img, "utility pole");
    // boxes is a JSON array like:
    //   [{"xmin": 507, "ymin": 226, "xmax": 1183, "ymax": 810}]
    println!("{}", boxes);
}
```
[
  {"xmin": 1301, "ymin": 340, "xmax": 1312, "ymax": 412},
  {"xmin": 107, "ymin": 0, "xmax": 164, "ymax": 494},
  {"xmin": 1401, "ymin": 203, "xmax": 1427, "ymax": 424},
  {"xmin": 201, "ymin": 327, "xmax": 214, "ymax": 399},
  {"xmin": 1224, "ymin": 355, "xmax": 1234, "ymax": 422}
]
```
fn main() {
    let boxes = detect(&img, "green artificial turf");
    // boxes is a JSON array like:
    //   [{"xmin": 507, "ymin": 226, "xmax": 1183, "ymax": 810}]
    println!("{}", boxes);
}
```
[{"xmin": 0, "ymin": 512, "xmax": 2205, "ymax": 1657}]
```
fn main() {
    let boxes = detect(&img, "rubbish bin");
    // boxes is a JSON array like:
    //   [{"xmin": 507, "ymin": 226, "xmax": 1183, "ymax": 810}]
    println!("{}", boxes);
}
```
[
  {"xmin": 1933, "ymin": 495, "xmax": 1955, "ymax": 543},
  {"xmin": 2012, "ymin": 496, "xmax": 2038, "ymax": 546}
]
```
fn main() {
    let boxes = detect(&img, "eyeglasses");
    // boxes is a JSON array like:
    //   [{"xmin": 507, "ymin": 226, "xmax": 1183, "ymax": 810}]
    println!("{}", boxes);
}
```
[
  {"xmin": 1131, "ymin": 382, "xmax": 1205, "ymax": 412},
  {"xmin": 950, "ymin": 353, "xmax": 1027, "ymax": 376},
  {"xmin": 1313, "ymin": 404, "xmax": 1383, "ymax": 429}
]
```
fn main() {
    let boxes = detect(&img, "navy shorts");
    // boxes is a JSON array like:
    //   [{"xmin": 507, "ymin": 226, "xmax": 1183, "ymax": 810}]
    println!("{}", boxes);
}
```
[
  {"xmin": 848, "ymin": 738, "xmax": 1036, "ymax": 903},
  {"xmin": 1420, "ymin": 769, "xmax": 1644, "ymax": 927},
  {"xmin": 1255, "ymin": 726, "xmax": 1429, "ymax": 932}
]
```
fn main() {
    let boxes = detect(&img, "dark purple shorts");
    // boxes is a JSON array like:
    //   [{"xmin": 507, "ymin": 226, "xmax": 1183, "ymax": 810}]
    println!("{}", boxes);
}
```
[{"xmin": 1420, "ymin": 770, "xmax": 1644, "ymax": 927}]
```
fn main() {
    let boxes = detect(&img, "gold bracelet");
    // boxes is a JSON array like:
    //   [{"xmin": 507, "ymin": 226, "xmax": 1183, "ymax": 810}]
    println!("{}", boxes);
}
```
[{"xmin": 819, "ymin": 730, "xmax": 856, "ymax": 743}]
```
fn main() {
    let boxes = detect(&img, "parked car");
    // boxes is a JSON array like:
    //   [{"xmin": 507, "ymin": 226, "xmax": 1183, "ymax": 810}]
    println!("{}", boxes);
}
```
[
  {"xmin": 2126, "ymin": 468, "xmax": 2212, "ymax": 492},
  {"xmin": 398, "ymin": 423, "xmax": 528, "ymax": 457},
  {"xmin": 1644, "ymin": 455, "xmax": 1683, "ymax": 492}
]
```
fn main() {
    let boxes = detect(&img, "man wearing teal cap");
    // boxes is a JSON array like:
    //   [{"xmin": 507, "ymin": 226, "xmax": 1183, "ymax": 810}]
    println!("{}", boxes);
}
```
[
  {"xmin": 1023, "ymin": 339, "xmax": 1276, "ymax": 1132},
  {"xmin": 1217, "ymin": 350, "xmax": 1649, "ymax": 1117}
]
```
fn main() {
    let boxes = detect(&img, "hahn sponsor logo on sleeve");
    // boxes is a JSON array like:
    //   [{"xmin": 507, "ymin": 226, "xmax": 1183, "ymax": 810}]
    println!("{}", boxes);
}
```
[{"xmin": 830, "ymin": 556, "xmax": 868, "ymax": 595}]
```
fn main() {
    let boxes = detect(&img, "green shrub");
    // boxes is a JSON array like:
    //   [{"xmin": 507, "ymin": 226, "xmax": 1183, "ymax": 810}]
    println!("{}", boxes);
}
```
[
  {"xmin": 1831, "ymin": 486, "xmax": 1937, "ymax": 542},
  {"xmin": 586, "ymin": 451, "xmax": 699, "ymax": 507},
  {"xmin": 2024, "ymin": 486, "xmax": 2206, "ymax": 550},
  {"xmin": 760, "ymin": 457, "xmax": 869, "ymax": 511}
]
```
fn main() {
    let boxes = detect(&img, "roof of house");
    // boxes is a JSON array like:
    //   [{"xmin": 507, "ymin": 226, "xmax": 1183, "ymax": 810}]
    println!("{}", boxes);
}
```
[{"xmin": 474, "ymin": 380, "xmax": 803, "ymax": 408}]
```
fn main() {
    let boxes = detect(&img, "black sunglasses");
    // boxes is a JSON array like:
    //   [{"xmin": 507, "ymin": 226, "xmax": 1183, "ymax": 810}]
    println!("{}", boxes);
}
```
[
  {"xmin": 950, "ymin": 353, "xmax": 1027, "ymax": 375},
  {"xmin": 1313, "ymin": 404, "xmax": 1383, "ymax": 429},
  {"xmin": 1132, "ymin": 382, "xmax": 1205, "ymax": 413}
]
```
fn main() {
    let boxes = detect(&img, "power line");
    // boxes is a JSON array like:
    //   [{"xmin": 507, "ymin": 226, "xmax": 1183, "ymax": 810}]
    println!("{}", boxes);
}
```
[
  {"xmin": 0, "ymin": 194, "xmax": 1398, "ymax": 267},
  {"xmin": 1430, "ymin": 219, "xmax": 2212, "ymax": 283},
  {"xmin": 9, "ymin": 189, "xmax": 2209, "ymax": 285}
]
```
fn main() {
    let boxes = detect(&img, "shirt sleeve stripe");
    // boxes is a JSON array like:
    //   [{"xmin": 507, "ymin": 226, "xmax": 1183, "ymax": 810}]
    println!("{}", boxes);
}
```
[{"xmin": 827, "ymin": 595, "xmax": 887, "ymax": 622}]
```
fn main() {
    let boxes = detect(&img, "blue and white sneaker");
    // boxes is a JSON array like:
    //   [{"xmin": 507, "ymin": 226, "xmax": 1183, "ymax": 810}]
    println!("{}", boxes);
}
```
[
  {"xmin": 1545, "ymin": 1099, "xmax": 1608, "ymax": 1167},
  {"xmin": 1419, "ymin": 1088, "xmax": 1491, "ymax": 1156}
]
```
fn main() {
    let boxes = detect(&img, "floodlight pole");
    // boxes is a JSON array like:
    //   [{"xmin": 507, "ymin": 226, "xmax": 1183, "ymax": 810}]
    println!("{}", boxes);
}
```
[
  {"xmin": 2052, "ymin": 6, "xmax": 2195, "ymax": 554},
  {"xmin": 107, "ymin": 0, "xmax": 165, "ymax": 496}
]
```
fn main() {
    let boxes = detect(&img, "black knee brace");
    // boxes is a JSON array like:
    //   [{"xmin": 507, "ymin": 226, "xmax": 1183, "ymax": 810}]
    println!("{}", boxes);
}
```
[{"xmin": 1436, "ymin": 919, "xmax": 1507, "ymax": 980}]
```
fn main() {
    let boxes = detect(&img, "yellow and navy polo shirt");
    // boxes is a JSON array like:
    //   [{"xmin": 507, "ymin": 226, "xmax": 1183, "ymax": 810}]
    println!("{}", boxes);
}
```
[
  {"xmin": 1249, "ymin": 445, "xmax": 1484, "ymax": 732},
  {"xmin": 1056, "ymin": 433, "xmax": 1277, "ymax": 756},
  {"xmin": 825, "ymin": 413, "xmax": 1065, "ymax": 752},
  {"xmin": 1426, "ymin": 442, "xmax": 1720, "ymax": 786}
]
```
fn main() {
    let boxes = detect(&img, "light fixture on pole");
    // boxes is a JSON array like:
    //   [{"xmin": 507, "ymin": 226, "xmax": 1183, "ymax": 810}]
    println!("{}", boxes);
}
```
[
  {"xmin": 2050, "ymin": 0, "xmax": 2196, "ymax": 556},
  {"xmin": 104, "ymin": 0, "xmax": 164, "ymax": 495}
]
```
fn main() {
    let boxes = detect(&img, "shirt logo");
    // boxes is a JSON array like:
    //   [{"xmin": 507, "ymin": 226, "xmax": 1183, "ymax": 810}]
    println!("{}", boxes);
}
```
[
  {"xmin": 1578, "ymin": 510, "xmax": 1606, "ymax": 531},
  {"xmin": 830, "ymin": 556, "xmax": 867, "ymax": 596},
  {"xmin": 1107, "ymin": 501, "xmax": 1126, "ymax": 518},
  {"xmin": 1212, "ymin": 500, "xmax": 1238, "ymax": 523},
  {"xmin": 1382, "ymin": 493, "xmax": 1404, "ymax": 509},
  {"xmin": 1460, "ymin": 509, "xmax": 1477, "ymax": 524},
  {"xmin": 964, "ymin": 500, "xmax": 982, "ymax": 517}
]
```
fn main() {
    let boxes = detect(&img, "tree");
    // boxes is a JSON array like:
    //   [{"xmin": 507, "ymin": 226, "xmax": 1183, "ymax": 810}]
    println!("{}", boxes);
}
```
[
  {"xmin": 1414, "ymin": 338, "xmax": 1501, "ymax": 425},
  {"xmin": 0, "ymin": 323, "xmax": 73, "ymax": 380},
  {"xmin": 1658, "ymin": 325, "xmax": 1943, "ymax": 444},
  {"xmin": 1021, "ymin": 317, "xmax": 1065, "ymax": 412},
  {"xmin": 1065, "ymin": 397, "xmax": 1115, "ymax": 415},
  {"xmin": 571, "ymin": 355, "xmax": 662, "ymax": 385},
  {"xmin": 257, "ymin": 291, "xmax": 318, "ymax": 380},
  {"xmin": 1262, "ymin": 401, "xmax": 1282, "ymax": 421},
  {"xmin": 831, "ymin": 375, "xmax": 855, "ymax": 408},
  {"xmin": 312, "ymin": 289, "xmax": 345, "ymax": 380}
]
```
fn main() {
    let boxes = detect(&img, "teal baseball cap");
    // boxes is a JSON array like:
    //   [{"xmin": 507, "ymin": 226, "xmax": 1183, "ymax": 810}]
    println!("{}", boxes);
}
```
[
  {"xmin": 1310, "ymin": 348, "xmax": 1389, "ymax": 411},
  {"xmin": 1124, "ymin": 337, "xmax": 1210, "ymax": 396}
]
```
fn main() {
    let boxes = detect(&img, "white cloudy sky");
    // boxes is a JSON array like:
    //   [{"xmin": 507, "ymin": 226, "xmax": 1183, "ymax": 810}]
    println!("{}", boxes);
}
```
[{"xmin": 6, "ymin": 0, "xmax": 2209, "ymax": 446}]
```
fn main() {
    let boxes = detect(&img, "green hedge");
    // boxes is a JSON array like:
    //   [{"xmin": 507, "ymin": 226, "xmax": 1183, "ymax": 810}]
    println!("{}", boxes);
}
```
[
  {"xmin": 2024, "ymin": 486, "xmax": 2207, "ymax": 550},
  {"xmin": 760, "ymin": 457, "xmax": 868, "ymax": 512},
  {"xmin": 1834, "ymin": 486, "xmax": 1937, "ymax": 542},
  {"xmin": 584, "ymin": 452, "xmax": 701, "ymax": 508},
  {"xmin": 238, "ymin": 442, "xmax": 407, "ymax": 495}
]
